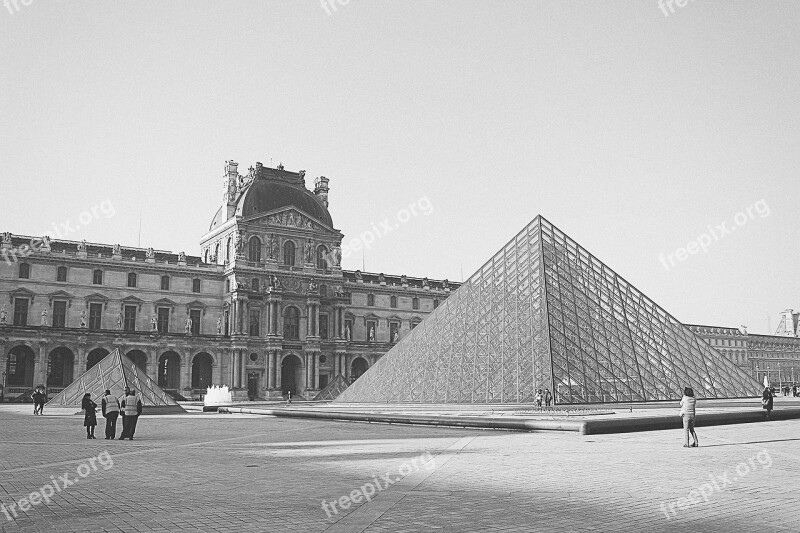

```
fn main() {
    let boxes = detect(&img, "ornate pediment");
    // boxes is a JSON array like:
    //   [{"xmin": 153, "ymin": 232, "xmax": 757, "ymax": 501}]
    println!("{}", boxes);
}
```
[
  {"xmin": 48, "ymin": 290, "xmax": 74, "ymax": 304},
  {"xmin": 153, "ymin": 298, "xmax": 178, "ymax": 309},
  {"xmin": 247, "ymin": 208, "xmax": 329, "ymax": 231},
  {"xmin": 9, "ymin": 287, "xmax": 36, "ymax": 303}
]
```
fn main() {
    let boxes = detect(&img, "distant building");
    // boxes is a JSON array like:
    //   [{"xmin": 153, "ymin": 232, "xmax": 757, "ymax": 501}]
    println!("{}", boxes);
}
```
[
  {"xmin": 0, "ymin": 161, "xmax": 456, "ymax": 401},
  {"xmin": 688, "ymin": 320, "xmax": 800, "ymax": 386}
]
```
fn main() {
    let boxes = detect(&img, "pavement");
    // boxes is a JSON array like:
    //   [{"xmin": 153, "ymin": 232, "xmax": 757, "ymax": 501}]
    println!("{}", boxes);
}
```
[{"xmin": 0, "ymin": 403, "xmax": 798, "ymax": 532}]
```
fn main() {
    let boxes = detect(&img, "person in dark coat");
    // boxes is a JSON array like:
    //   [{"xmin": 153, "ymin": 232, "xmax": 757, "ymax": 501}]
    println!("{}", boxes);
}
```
[
  {"xmin": 81, "ymin": 393, "xmax": 97, "ymax": 439},
  {"xmin": 31, "ymin": 388, "xmax": 42, "ymax": 415},
  {"xmin": 118, "ymin": 386, "xmax": 131, "ymax": 440},
  {"xmin": 761, "ymin": 387, "xmax": 774, "ymax": 419}
]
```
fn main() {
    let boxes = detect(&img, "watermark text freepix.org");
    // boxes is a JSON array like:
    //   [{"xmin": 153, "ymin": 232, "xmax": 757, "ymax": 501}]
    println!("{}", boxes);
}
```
[
  {"xmin": 321, "ymin": 452, "xmax": 435, "ymax": 517},
  {"xmin": 660, "ymin": 449, "xmax": 771, "ymax": 519},
  {"xmin": 1, "ymin": 450, "xmax": 114, "ymax": 522},
  {"xmin": 1, "ymin": 199, "xmax": 116, "ymax": 266},
  {"xmin": 659, "ymin": 199, "xmax": 769, "ymax": 271}
]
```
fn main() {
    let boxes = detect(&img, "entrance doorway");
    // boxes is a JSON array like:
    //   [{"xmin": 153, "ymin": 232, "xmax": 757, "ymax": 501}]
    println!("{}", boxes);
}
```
[
  {"xmin": 247, "ymin": 372, "xmax": 259, "ymax": 401},
  {"xmin": 351, "ymin": 357, "xmax": 369, "ymax": 383},
  {"xmin": 281, "ymin": 354, "xmax": 303, "ymax": 397},
  {"xmin": 158, "ymin": 351, "xmax": 181, "ymax": 390}
]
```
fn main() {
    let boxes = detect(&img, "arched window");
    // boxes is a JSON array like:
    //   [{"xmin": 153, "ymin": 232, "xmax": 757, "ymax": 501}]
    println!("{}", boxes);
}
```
[
  {"xmin": 283, "ymin": 307, "xmax": 300, "ymax": 340},
  {"xmin": 56, "ymin": 266, "xmax": 67, "ymax": 282},
  {"xmin": 316, "ymin": 245, "xmax": 328, "ymax": 270},
  {"xmin": 390, "ymin": 296, "xmax": 397, "ymax": 308},
  {"xmin": 248, "ymin": 236, "xmax": 262, "ymax": 263},
  {"xmin": 283, "ymin": 240, "xmax": 296, "ymax": 266}
]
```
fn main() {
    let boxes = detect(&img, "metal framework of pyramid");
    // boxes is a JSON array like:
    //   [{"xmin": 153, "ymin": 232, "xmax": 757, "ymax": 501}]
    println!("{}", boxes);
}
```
[
  {"xmin": 313, "ymin": 374, "xmax": 350, "ymax": 401},
  {"xmin": 336, "ymin": 216, "xmax": 761, "ymax": 405},
  {"xmin": 47, "ymin": 349, "xmax": 185, "ymax": 413}
]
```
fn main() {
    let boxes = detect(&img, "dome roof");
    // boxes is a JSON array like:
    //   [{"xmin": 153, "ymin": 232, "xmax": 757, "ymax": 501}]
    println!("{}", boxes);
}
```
[{"xmin": 240, "ymin": 179, "xmax": 333, "ymax": 227}]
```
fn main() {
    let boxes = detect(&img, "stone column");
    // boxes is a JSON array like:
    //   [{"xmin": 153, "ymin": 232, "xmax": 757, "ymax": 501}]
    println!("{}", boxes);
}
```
[
  {"xmin": 266, "ymin": 350, "xmax": 274, "ymax": 390},
  {"xmin": 240, "ymin": 351, "xmax": 247, "ymax": 390},
  {"xmin": 274, "ymin": 352, "xmax": 282, "ymax": 390},
  {"xmin": 242, "ymin": 300, "xmax": 249, "ymax": 334},
  {"xmin": 75, "ymin": 343, "xmax": 86, "ymax": 382},
  {"xmin": 35, "ymin": 341, "xmax": 48, "ymax": 387},
  {"xmin": 313, "ymin": 353, "xmax": 320, "ymax": 390},
  {"xmin": 180, "ymin": 353, "xmax": 191, "ymax": 392},
  {"xmin": 231, "ymin": 349, "xmax": 238, "ymax": 387},
  {"xmin": 305, "ymin": 353, "xmax": 312, "ymax": 392}
]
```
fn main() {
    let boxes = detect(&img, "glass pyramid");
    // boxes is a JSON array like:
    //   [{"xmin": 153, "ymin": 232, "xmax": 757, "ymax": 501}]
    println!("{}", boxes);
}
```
[
  {"xmin": 47, "ymin": 349, "xmax": 184, "ymax": 412},
  {"xmin": 336, "ymin": 216, "xmax": 761, "ymax": 404},
  {"xmin": 313, "ymin": 374, "xmax": 350, "ymax": 401}
]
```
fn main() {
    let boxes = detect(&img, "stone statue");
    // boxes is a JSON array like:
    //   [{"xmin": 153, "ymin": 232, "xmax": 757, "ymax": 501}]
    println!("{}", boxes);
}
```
[
  {"xmin": 369, "ymin": 327, "xmax": 375, "ymax": 342},
  {"xmin": 308, "ymin": 280, "xmax": 318, "ymax": 294},
  {"xmin": 378, "ymin": 273, "xmax": 386, "ymax": 284},
  {"xmin": 268, "ymin": 275, "xmax": 280, "ymax": 289},
  {"xmin": 77, "ymin": 240, "xmax": 87, "ymax": 252},
  {"xmin": 185, "ymin": 316, "xmax": 192, "ymax": 335},
  {"xmin": 1, "ymin": 232, "xmax": 11, "ymax": 245},
  {"xmin": 41, "ymin": 235, "xmax": 51, "ymax": 250},
  {"xmin": 112, "ymin": 243, "xmax": 121, "ymax": 255},
  {"xmin": 41, "ymin": 309, "xmax": 49, "ymax": 327},
  {"xmin": 268, "ymin": 234, "xmax": 278, "ymax": 259},
  {"xmin": 354, "ymin": 270, "xmax": 362, "ymax": 281},
  {"xmin": 345, "ymin": 324, "xmax": 351, "ymax": 341},
  {"xmin": 117, "ymin": 311, "xmax": 124, "ymax": 330},
  {"xmin": 401, "ymin": 274, "xmax": 408, "ymax": 285},
  {"xmin": 0, "ymin": 304, "xmax": 6, "ymax": 324},
  {"xmin": 305, "ymin": 239, "xmax": 314, "ymax": 264},
  {"xmin": 442, "ymin": 279, "xmax": 449, "ymax": 290},
  {"xmin": 393, "ymin": 330, "xmax": 399, "ymax": 343},
  {"xmin": 235, "ymin": 230, "xmax": 246, "ymax": 255},
  {"xmin": 422, "ymin": 277, "xmax": 429, "ymax": 288},
  {"xmin": 217, "ymin": 317, "xmax": 223, "ymax": 334},
  {"xmin": 298, "ymin": 170, "xmax": 306, "ymax": 179},
  {"xmin": 146, "ymin": 247, "xmax": 155, "ymax": 259},
  {"xmin": 79, "ymin": 310, "xmax": 87, "ymax": 328},
  {"xmin": 178, "ymin": 251, "xmax": 186, "ymax": 262},
  {"xmin": 150, "ymin": 315, "xmax": 158, "ymax": 331},
  {"xmin": 331, "ymin": 245, "xmax": 342, "ymax": 267}
]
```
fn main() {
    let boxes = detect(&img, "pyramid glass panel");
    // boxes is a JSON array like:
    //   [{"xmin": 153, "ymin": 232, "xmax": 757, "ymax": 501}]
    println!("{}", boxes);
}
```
[{"xmin": 335, "ymin": 216, "xmax": 761, "ymax": 404}]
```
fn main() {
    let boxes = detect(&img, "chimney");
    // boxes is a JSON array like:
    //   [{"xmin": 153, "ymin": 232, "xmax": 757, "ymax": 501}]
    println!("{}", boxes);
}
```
[
  {"xmin": 223, "ymin": 160, "xmax": 239, "ymax": 220},
  {"xmin": 314, "ymin": 176, "xmax": 330, "ymax": 207}
]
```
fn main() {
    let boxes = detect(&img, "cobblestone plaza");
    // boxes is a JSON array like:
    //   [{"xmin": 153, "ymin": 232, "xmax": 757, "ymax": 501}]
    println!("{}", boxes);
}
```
[{"xmin": 1, "ymin": 404, "xmax": 798, "ymax": 532}]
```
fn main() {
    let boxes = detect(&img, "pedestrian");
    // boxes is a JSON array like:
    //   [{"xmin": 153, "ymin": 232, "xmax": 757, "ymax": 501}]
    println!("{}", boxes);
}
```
[
  {"xmin": 31, "ymin": 388, "xmax": 41, "ymax": 415},
  {"xmin": 535, "ymin": 389, "xmax": 543, "ymax": 408},
  {"xmin": 120, "ymin": 389, "xmax": 142, "ymax": 440},
  {"xmin": 36, "ymin": 387, "xmax": 47, "ymax": 415},
  {"xmin": 101, "ymin": 389, "xmax": 120, "ymax": 440},
  {"xmin": 679, "ymin": 386, "xmax": 699, "ymax": 448},
  {"xmin": 544, "ymin": 388, "xmax": 553, "ymax": 407},
  {"xmin": 82, "ymin": 393, "xmax": 97, "ymax": 439},
  {"xmin": 794, "ymin": 384, "xmax": 798, "ymax": 397},
  {"xmin": 761, "ymin": 386, "xmax": 773, "ymax": 419},
  {"xmin": 118, "ymin": 386, "xmax": 131, "ymax": 440}
]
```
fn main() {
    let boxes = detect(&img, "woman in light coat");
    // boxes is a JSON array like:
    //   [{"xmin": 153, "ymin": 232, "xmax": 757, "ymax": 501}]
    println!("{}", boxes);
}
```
[{"xmin": 679, "ymin": 387, "xmax": 698, "ymax": 448}]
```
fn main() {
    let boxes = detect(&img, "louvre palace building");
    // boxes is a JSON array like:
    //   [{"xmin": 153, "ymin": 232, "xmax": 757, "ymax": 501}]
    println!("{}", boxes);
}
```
[
  {"xmin": 0, "ymin": 161, "xmax": 457, "ymax": 401},
  {"xmin": 1, "ymin": 160, "xmax": 798, "ymax": 403}
]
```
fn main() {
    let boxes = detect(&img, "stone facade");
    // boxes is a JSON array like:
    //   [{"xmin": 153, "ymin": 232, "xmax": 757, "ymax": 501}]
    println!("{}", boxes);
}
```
[
  {"xmin": 0, "ymin": 161, "xmax": 456, "ymax": 401},
  {"xmin": 687, "ymin": 324, "xmax": 800, "ymax": 386}
]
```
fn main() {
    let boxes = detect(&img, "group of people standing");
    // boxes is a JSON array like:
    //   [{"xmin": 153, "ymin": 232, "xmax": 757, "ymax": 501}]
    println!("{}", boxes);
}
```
[
  {"xmin": 534, "ymin": 388, "xmax": 553, "ymax": 407},
  {"xmin": 81, "ymin": 387, "xmax": 143, "ymax": 440},
  {"xmin": 31, "ymin": 387, "xmax": 46, "ymax": 415}
]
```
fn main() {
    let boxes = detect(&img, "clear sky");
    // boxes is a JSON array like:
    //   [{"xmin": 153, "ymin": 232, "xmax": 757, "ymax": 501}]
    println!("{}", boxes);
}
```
[{"xmin": 1, "ymin": 1, "xmax": 798, "ymax": 334}]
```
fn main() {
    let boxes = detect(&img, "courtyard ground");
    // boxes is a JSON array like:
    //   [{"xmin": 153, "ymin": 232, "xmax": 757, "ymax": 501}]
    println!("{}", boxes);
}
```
[{"xmin": 0, "ymin": 404, "xmax": 798, "ymax": 532}]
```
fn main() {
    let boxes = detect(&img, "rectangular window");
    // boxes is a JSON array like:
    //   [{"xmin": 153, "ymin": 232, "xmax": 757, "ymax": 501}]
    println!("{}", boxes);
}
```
[
  {"xmin": 161, "ymin": 276, "xmax": 170, "ymax": 290},
  {"xmin": 390, "ymin": 322, "xmax": 399, "ymax": 343},
  {"xmin": 18, "ymin": 263, "xmax": 30, "ymax": 279},
  {"xmin": 52, "ymin": 301, "xmax": 67, "ymax": 328},
  {"xmin": 157, "ymin": 307, "xmax": 170, "ymax": 333},
  {"xmin": 56, "ymin": 266, "xmax": 67, "ymax": 282},
  {"xmin": 124, "ymin": 305, "xmax": 137, "ymax": 332},
  {"xmin": 319, "ymin": 374, "xmax": 329, "ymax": 390},
  {"xmin": 190, "ymin": 309, "xmax": 201, "ymax": 335},
  {"xmin": 192, "ymin": 278, "xmax": 201, "ymax": 293},
  {"xmin": 319, "ymin": 314, "xmax": 329, "ymax": 340},
  {"xmin": 13, "ymin": 298, "xmax": 28, "ymax": 326},
  {"xmin": 412, "ymin": 297, "xmax": 419, "ymax": 310},
  {"xmin": 93, "ymin": 270, "xmax": 103, "ymax": 285},
  {"xmin": 88, "ymin": 303, "xmax": 103, "ymax": 330},
  {"xmin": 249, "ymin": 310, "xmax": 260, "ymax": 336},
  {"xmin": 127, "ymin": 273, "xmax": 137, "ymax": 288}
]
